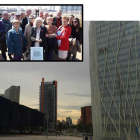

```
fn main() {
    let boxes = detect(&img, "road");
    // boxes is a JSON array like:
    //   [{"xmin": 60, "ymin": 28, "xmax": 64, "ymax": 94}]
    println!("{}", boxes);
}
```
[{"xmin": 0, "ymin": 135, "xmax": 83, "ymax": 140}]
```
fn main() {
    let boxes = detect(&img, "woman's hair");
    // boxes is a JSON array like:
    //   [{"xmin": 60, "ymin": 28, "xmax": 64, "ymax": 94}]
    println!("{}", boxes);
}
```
[
  {"xmin": 12, "ymin": 20, "xmax": 20, "ymax": 25},
  {"xmin": 47, "ymin": 17, "xmax": 53, "ymax": 21},
  {"xmin": 10, "ymin": 12, "xmax": 15, "ymax": 16},
  {"xmin": 29, "ymin": 14, "xmax": 35, "ymax": 19},
  {"xmin": 49, "ymin": 14, "xmax": 53, "ymax": 17},
  {"xmin": 72, "ymin": 18, "xmax": 80, "ymax": 32},
  {"xmin": 62, "ymin": 16, "xmax": 69, "ymax": 22},
  {"xmin": 33, "ymin": 17, "xmax": 43, "ymax": 27},
  {"xmin": 69, "ymin": 15, "xmax": 74, "ymax": 18}
]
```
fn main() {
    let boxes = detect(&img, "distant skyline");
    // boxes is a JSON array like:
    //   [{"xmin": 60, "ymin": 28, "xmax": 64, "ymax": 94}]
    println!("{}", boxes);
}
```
[
  {"xmin": 0, "ymin": 21, "xmax": 90, "ymax": 124},
  {"xmin": 0, "ymin": 6, "xmax": 60, "ymax": 11}
]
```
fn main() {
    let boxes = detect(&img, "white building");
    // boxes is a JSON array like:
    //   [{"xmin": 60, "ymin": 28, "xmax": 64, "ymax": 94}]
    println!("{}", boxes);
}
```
[
  {"xmin": 89, "ymin": 21, "xmax": 140, "ymax": 140},
  {"xmin": 66, "ymin": 117, "xmax": 72, "ymax": 126}
]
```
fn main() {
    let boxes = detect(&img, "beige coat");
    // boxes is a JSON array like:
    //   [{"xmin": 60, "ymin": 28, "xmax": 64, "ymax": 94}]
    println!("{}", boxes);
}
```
[{"xmin": 24, "ymin": 23, "xmax": 32, "ymax": 50}]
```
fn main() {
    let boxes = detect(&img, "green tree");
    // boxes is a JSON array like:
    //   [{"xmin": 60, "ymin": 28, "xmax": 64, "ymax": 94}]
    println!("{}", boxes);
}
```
[{"xmin": 57, "ymin": 122, "xmax": 62, "ymax": 131}]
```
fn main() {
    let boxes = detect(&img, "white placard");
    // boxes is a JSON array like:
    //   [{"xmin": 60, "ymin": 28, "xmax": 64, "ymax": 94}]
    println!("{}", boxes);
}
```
[{"xmin": 30, "ymin": 47, "xmax": 43, "ymax": 60}]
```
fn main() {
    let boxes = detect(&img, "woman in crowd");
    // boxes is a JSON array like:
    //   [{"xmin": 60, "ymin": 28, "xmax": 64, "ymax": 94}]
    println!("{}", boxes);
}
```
[
  {"xmin": 30, "ymin": 17, "xmax": 47, "ymax": 59},
  {"xmin": 24, "ymin": 15, "xmax": 35, "ymax": 60},
  {"xmin": 67, "ymin": 18, "xmax": 82, "ymax": 60},
  {"xmin": 56, "ymin": 16, "xmax": 71, "ymax": 60},
  {"xmin": 10, "ymin": 12, "xmax": 15, "ymax": 22},
  {"xmin": 68, "ymin": 15, "xmax": 74, "ymax": 27},
  {"xmin": 49, "ymin": 14, "xmax": 53, "ymax": 17},
  {"xmin": 24, "ymin": 15, "xmax": 35, "ymax": 49},
  {"xmin": 45, "ymin": 17, "xmax": 57, "ymax": 60},
  {"xmin": 6, "ymin": 20, "xmax": 27, "ymax": 60}
]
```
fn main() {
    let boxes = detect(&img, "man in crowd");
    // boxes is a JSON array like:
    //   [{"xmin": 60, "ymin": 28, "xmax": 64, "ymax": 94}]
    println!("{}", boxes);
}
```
[
  {"xmin": 20, "ymin": 12, "xmax": 25, "ymax": 22},
  {"xmin": 15, "ymin": 13, "xmax": 20, "ymax": 21},
  {"xmin": 0, "ymin": 12, "xmax": 2, "ymax": 20},
  {"xmin": 39, "ymin": 11, "xmax": 44, "ymax": 19},
  {"xmin": 0, "ymin": 11, "xmax": 12, "ymax": 60},
  {"xmin": 43, "ymin": 12, "xmax": 49, "ymax": 25},
  {"xmin": 52, "ymin": 10, "xmax": 62, "ymax": 28},
  {"xmin": 15, "ymin": 13, "xmax": 22, "ymax": 27},
  {"xmin": 22, "ymin": 9, "xmax": 31, "ymax": 33}
]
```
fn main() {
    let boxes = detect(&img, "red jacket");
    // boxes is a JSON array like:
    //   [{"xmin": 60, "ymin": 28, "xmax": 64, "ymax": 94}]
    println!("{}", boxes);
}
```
[{"xmin": 56, "ymin": 25, "xmax": 71, "ymax": 51}]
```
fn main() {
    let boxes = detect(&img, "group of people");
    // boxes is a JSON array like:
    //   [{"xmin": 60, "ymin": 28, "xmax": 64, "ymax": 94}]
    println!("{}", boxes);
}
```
[{"xmin": 0, "ymin": 9, "xmax": 82, "ymax": 61}]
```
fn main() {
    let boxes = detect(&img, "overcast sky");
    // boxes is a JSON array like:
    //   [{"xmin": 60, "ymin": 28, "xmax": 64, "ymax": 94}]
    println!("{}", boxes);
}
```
[{"xmin": 0, "ymin": 21, "xmax": 90, "ymax": 124}]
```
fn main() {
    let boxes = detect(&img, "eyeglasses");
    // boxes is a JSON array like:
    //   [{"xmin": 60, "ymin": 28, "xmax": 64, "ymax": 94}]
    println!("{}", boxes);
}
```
[
  {"xmin": 62, "ymin": 21, "xmax": 67, "ymax": 23},
  {"xmin": 73, "ymin": 21, "xmax": 77, "ymax": 23}
]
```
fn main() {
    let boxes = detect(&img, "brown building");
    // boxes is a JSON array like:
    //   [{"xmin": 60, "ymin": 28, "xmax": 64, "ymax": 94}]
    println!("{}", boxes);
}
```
[
  {"xmin": 81, "ymin": 106, "xmax": 92, "ymax": 125},
  {"xmin": 39, "ymin": 78, "xmax": 57, "ymax": 131}
]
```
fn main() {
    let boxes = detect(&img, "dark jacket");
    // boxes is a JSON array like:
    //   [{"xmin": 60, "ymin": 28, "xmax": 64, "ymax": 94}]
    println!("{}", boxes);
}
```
[
  {"xmin": 52, "ymin": 17, "xmax": 62, "ymax": 27},
  {"xmin": 70, "ymin": 26, "xmax": 82, "ymax": 43},
  {"xmin": 2, "ymin": 19, "xmax": 12, "ymax": 33},
  {"xmin": 30, "ymin": 26, "xmax": 47, "ymax": 48},
  {"xmin": 22, "ymin": 17, "xmax": 28, "ymax": 33},
  {"xmin": 0, "ymin": 21, "xmax": 6, "ymax": 41},
  {"xmin": 68, "ymin": 27, "xmax": 82, "ymax": 54},
  {"xmin": 0, "ymin": 20, "xmax": 7, "ymax": 51},
  {"xmin": 43, "ymin": 20, "xmax": 48, "ymax": 26},
  {"xmin": 0, "ymin": 20, "xmax": 5, "ymax": 31},
  {"xmin": 6, "ymin": 28, "xmax": 27, "ymax": 56},
  {"xmin": 46, "ymin": 37, "xmax": 58, "ymax": 51}
]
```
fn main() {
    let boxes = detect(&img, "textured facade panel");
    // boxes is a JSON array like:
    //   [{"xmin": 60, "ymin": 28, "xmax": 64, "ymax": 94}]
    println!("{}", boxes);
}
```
[{"xmin": 89, "ymin": 21, "xmax": 140, "ymax": 140}]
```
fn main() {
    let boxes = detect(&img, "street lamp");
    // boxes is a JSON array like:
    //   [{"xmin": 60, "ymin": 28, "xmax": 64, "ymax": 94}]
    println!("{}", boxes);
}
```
[
  {"xmin": 46, "ymin": 85, "xmax": 54, "ymax": 139},
  {"xmin": 44, "ymin": 113, "xmax": 49, "ymax": 139},
  {"xmin": 46, "ymin": 113, "xmax": 49, "ymax": 139}
]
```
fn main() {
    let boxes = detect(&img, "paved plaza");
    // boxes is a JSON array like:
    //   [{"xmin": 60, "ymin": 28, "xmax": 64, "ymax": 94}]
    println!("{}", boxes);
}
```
[
  {"xmin": 5, "ymin": 45, "xmax": 82, "ymax": 61},
  {"xmin": 0, "ymin": 135, "xmax": 83, "ymax": 140}
]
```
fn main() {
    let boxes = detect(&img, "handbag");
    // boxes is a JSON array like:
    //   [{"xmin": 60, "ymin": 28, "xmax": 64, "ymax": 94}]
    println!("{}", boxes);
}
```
[
  {"xmin": 76, "ymin": 40, "xmax": 81, "ymax": 53},
  {"xmin": 24, "ymin": 49, "xmax": 30, "ymax": 60},
  {"xmin": 69, "ymin": 38, "xmax": 76, "ymax": 51},
  {"xmin": 0, "ymin": 54, "xmax": 4, "ymax": 60},
  {"xmin": 17, "ymin": 32, "xmax": 27, "ymax": 53}
]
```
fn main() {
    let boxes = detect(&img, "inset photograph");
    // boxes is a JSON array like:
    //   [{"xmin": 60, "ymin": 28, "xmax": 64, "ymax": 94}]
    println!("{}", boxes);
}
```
[{"xmin": 0, "ymin": 4, "xmax": 83, "ymax": 61}]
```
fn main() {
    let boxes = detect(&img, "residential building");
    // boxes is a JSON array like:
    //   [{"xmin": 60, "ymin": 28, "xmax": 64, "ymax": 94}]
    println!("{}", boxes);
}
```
[
  {"xmin": 66, "ymin": 117, "xmax": 72, "ymax": 126},
  {"xmin": 4, "ymin": 85, "xmax": 20, "ymax": 103},
  {"xmin": 39, "ymin": 78, "xmax": 57, "ymax": 131}
]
